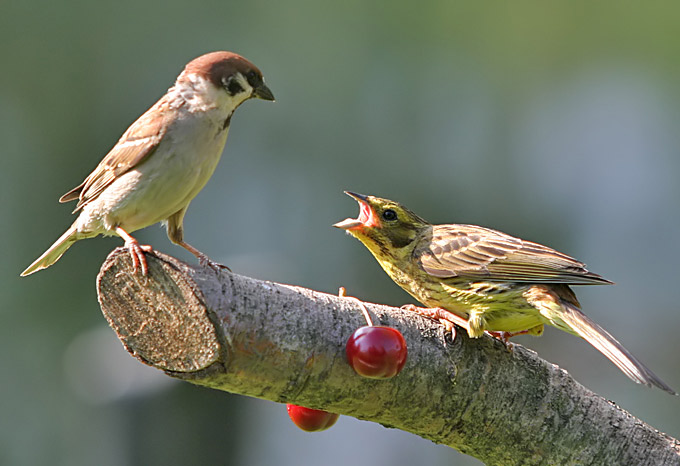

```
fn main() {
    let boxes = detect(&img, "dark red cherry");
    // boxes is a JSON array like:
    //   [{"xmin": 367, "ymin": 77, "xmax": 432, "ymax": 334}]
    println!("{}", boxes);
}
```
[
  {"xmin": 346, "ymin": 326, "xmax": 407, "ymax": 379},
  {"xmin": 286, "ymin": 404, "xmax": 339, "ymax": 432}
]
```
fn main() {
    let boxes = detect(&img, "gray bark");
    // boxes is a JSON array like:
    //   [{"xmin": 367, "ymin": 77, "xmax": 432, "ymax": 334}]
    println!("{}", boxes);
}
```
[{"xmin": 97, "ymin": 248, "xmax": 680, "ymax": 466}]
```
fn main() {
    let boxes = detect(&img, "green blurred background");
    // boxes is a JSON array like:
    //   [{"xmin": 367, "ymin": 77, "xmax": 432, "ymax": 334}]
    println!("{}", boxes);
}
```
[{"xmin": 3, "ymin": 1, "xmax": 680, "ymax": 465}]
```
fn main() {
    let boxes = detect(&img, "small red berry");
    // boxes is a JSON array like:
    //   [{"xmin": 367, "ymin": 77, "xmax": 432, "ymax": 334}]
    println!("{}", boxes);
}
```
[
  {"xmin": 346, "ymin": 326, "xmax": 408, "ymax": 379},
  {"xmin": 286, "ymin": 404, "xmax": 339, "ymax": 432}
]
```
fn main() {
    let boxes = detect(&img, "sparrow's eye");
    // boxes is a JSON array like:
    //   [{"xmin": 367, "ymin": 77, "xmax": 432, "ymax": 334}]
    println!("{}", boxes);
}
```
[
  {"xmin": 382, "ymin": 209, "xmax": 398, "ymax": 221},
  {"xmin": 245, "ymin": 70, "xmax": 260, "ymax": 88},
  {"xmin": 224, "ymin": 76, "xmax": 244, "ymax": 96}
]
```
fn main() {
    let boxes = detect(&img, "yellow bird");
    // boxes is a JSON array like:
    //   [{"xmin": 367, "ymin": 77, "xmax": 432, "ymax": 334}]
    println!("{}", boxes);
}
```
[{"xmin": 334, "ymin": 192, "xmax": 675, "ymax": 394}]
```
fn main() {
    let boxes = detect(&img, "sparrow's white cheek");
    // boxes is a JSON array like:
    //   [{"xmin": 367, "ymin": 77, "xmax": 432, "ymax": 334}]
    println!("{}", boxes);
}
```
[
  {"xmin": 230, "ymin": 74, "xmax": 255, "ymax": 101},
  {"xmin": 176, "ymin": 74, "xmax": 235, "ymax": 112},
  {"xmin": 231, "ymin": 84, "xmax": 255, "ymax": 109}
]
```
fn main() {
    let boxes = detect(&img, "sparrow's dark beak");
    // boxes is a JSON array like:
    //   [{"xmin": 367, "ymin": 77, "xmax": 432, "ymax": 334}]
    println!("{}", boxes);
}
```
[
  {"xmin": 253, "ymin": 82, "xmax": 275, "ymax": 101},
  {"xmin": 333, "ymin": 191, "xmax": 372, "ymax": 230}
]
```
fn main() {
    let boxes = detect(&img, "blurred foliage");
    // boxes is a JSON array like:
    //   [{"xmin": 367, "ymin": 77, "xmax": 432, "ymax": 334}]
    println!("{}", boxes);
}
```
[{"xmin": 3, "ymin": 1, "xmax": 680, "ymax": 465}]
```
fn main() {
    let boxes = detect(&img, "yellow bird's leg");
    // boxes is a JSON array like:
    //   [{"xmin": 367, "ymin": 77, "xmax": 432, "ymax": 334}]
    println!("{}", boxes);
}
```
[
  {"xmin": 488, "ymin": 325, "xmax": 545, "ymax": 343},
  {"xmin": 401, "ymin": 304, "xmax": 465, "ymax": 336}
]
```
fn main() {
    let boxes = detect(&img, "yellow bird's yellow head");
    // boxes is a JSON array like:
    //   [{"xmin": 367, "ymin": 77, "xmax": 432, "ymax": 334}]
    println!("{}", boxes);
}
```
[{"xmin": 333, "ymin": 192, "xmax": 430, "ymax": 256}]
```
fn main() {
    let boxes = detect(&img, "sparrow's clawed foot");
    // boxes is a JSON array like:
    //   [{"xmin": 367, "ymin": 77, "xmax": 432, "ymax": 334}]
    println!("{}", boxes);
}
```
[
  {"xmin": 200, "ymin": 255, "xmax": 231, "ymax": 274},
  {"xmin": 116, "ymin": 227, "xmax": 153, "ymax": 275},
  {"xmin": 179, "ymin": 241, "xmax": 230, "ymax": 273}
]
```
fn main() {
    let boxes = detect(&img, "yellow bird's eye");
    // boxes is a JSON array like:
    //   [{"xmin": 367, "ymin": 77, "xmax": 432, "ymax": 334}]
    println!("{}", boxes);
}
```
[{"xmin": 382, "ymin": 209, "xmax": 398, "ymax": 221}]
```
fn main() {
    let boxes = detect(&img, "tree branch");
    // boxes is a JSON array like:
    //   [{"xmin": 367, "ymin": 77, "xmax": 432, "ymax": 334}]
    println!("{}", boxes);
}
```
[{"xmin": 96, "ymin": 248, "xmax": 680, "ymax": 466}]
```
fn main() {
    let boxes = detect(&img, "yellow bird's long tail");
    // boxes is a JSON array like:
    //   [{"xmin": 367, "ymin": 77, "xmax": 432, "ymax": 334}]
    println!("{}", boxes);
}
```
[
  {"xmin": 21, "ymin": 226, "xmax": 78, "ymax": 276},
  {"xmin": 559, "ymin": 302, "xmax": 676, "ymax": 394}
]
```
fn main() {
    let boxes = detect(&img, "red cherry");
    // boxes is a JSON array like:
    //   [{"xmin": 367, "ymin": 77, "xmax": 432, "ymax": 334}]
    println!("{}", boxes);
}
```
[
  {"xmin": 346, "ymin": 326, "xmax": 408, "ymax": 379},
  {"xmin": 286, "ymin": 404, "xmax": 339, "ymax": 432}
]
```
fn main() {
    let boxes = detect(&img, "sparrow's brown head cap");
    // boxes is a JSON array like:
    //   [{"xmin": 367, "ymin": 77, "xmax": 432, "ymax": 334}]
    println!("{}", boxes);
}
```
[{"xmin": 181, "ymin": 51, "xmax": 274, "ymax": 101}]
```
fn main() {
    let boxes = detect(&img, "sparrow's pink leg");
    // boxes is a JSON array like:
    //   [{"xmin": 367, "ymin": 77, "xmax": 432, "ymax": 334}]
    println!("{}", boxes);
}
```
[
  {"xmin": 115, "ymin": 227, "xmax": 153, "ymax": 275},
  {"xmin": 177, "ymin": 241, "xmax": 230, "ymax": 272}
]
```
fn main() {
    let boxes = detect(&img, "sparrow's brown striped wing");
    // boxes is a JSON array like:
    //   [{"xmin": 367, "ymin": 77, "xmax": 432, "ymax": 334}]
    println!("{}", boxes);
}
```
[
  {"xmin": 415, "ymin": 224, "xmax": 612, "ymax": 285},
  {"xmin": 59, "ymin": 96, "xmax": 175, "ymax": 212}
]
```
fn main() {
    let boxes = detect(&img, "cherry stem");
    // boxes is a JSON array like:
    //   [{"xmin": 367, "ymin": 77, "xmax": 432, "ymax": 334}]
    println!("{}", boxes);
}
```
[{"xmin": 338, "ymin": 287, "xmax": 374, "ymax": 327}]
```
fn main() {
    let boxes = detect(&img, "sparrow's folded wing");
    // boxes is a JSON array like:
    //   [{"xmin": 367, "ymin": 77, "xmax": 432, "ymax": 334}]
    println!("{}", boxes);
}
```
[
  {"xmin": 415, "ymin": 224, "xmax": 611, "ymax": 285},
  {"xmin": 59, "ymin": 97, "xmax": 174, "ymax": 212}
]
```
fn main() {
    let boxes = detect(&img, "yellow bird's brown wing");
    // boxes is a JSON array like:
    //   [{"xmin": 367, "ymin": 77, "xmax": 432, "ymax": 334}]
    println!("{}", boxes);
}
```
[
  {"xmin": 59, "ymin": 96, "xmax": 175, "ymax": 212},
  {"xmin": 415, "ymin": 224, "xmax": 612, "ymax": 285}
]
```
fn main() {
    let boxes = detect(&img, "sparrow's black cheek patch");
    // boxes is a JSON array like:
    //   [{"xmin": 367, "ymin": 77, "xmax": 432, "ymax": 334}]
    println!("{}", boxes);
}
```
[{"xmin": 226, "ymin": 80, "xmax": 244, "ymax": 96}]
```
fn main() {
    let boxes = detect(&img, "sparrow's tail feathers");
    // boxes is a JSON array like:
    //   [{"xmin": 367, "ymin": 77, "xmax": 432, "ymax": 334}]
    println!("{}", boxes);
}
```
[
  {"xmin": 559, "ymin": 302, "xmax": 676, "ymax": 395},
  {"xmin": 21, "ymin": 226, "xmax": 78, "ymax": 276}
]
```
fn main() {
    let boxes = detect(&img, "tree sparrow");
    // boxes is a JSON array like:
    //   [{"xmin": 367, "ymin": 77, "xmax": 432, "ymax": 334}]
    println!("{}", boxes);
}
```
[{"xmin": 22, "ymin": 51, "xmax": 274, "ymax": 276}]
